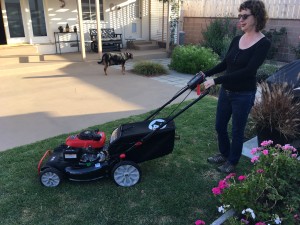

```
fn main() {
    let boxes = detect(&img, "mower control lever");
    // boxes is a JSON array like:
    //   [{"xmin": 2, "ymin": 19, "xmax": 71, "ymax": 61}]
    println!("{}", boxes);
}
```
[{"xmin": 187, "ymin": 73, "xmax": 205, "ymax": 89}]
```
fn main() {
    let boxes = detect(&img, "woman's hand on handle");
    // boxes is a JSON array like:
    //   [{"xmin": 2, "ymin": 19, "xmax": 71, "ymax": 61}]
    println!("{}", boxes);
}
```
[{"xmin": 203, "ymin": 78, "xmax": 215, "ymax": 90}]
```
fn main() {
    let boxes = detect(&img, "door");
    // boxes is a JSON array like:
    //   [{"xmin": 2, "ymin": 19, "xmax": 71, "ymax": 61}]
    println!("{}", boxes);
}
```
[
  {"xmin": 28, "ymin": 0, "xmax": 48, "ymax": 43},
  {"xmin": 4, "ymin": 0, "xmax": 26, "ymax": 43},
  {"xmin": 0, "ymin": 2, "xmax": 7, "ymax": 44},
  {"xmin": 3, "ymin": 0, "xmax": 48, "ymax": 44}
]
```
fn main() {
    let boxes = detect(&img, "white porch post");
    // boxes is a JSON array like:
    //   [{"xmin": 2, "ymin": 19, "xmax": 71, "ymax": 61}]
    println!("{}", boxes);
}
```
[
  {"xmin": 166, "ymin": 1, "xmax": 170, "ymax": 52},
  {"xmin": 77, "ymin": 0, "xmax": 86, "ymax": 61},
  {"xmin": 96, "ymin": 0, "xmax": 102, "ymax": 56}
]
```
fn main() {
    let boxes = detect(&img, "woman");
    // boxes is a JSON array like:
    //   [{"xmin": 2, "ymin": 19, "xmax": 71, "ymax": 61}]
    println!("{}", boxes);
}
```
[{"xmin": 203, "ymin": 0, "xmax": 271, "ymax": 173}]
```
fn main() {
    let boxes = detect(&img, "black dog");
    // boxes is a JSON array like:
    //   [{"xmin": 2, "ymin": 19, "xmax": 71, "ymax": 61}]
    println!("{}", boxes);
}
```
[{"xmin": 97, "ymin": 52, "xmax": 133, "ymax": 75}]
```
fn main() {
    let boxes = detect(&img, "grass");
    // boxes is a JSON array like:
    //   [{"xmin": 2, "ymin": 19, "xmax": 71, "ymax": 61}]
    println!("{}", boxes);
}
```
[{"xmin": 0, "ymin": 97, "xmax": 253, "ymax": 225}]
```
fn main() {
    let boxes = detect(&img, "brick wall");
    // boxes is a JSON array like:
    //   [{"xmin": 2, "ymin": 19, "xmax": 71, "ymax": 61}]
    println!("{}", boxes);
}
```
[{"xmin": 183, "ymin": 17, "xmax": 300, "ymax": 62}]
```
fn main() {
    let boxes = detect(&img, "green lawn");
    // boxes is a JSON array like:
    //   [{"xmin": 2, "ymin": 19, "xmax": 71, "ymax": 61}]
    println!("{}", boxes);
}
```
[{"xmin": 0, "ymin": 96, "xmax": 253, "ymax": 225}]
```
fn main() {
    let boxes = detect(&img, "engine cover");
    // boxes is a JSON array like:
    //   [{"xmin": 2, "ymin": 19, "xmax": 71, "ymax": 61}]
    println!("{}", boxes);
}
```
[{"xmin": 66, "ymin": 130, "xmax": 106, "ymax": 149}]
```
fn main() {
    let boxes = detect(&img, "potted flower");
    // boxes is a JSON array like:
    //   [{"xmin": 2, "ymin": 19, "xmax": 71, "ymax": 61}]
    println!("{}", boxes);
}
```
[
  {"xmin": 58, "ymin": 26, "xmax": 64, "ymax": 33},
  {"xmin": 250, "ymin": 82, "xmax": 300, "ymax": 146},
  {"xmin": 210, "ymin": 140, "xmax": 300, "ymax": 224}
]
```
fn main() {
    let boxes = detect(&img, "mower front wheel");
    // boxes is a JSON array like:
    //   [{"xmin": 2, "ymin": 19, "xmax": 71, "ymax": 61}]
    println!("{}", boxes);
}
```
[
  {"xmin": 40, "ymin": 167, "xmax": 63, "ymax": 187},
  {"xmin": 112, "ymin": 161, "xmax": 141, "ymax": 187}
]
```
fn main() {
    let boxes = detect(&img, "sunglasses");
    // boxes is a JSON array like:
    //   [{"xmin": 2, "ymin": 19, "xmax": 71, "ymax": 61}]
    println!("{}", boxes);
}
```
[{"xmin": 238, "ymin": 14, "xmax": 252, "ymax": 20}]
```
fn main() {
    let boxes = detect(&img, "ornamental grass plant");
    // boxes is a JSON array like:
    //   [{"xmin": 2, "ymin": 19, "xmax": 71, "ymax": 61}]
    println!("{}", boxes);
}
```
[
  {"xmin": 212, "ymin": 140, "xmax": 300, "ymax": 225},
  {"xmin": 250, "ymin": 82, "xmax": 300, "ymax": 140}
]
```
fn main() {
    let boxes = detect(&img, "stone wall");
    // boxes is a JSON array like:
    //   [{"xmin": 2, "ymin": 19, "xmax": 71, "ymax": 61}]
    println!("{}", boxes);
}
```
[{"xmin": 183, "ymin": 17, "xmax": 300, "ymax": 62}]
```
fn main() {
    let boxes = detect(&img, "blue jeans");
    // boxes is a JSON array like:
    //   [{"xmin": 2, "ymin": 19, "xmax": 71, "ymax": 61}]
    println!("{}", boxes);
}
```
[{"xmin": 216, "ymin": 87, "xmax": 256, "ymax": 165}]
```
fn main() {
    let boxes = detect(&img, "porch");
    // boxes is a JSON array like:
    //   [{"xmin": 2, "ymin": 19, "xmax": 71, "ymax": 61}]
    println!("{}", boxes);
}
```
[{"xmin": 0, "ymin": 44, "xmax": 168, "ymax": 69}]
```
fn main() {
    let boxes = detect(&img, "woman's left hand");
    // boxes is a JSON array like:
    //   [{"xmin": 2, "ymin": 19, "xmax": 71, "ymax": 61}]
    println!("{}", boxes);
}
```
[{"xmin": 204, "ymin": 79, "xmax": 215, "ymax": 89}]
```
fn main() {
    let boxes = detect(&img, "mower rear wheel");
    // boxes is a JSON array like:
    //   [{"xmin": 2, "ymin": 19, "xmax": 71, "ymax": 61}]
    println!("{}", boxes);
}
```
[
  {"xmin": 40, "ymin": 167, "xmax": 63, "ymax": 187},
  {"xmin": 112, "ymin": 161, "xmax": 141, "ymax": 187}
]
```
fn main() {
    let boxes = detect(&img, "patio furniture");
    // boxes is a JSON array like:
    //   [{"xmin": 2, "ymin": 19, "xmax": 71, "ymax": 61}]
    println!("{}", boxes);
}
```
[{"xmin": 89, "ymin": 28, "xmax": 123, "ymax": 52}]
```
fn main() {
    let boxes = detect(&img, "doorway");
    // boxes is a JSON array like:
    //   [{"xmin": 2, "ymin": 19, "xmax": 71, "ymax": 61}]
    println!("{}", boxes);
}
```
[{"xmin": 0, "ymin": 3, "xmax": 7, "ymax": 44}]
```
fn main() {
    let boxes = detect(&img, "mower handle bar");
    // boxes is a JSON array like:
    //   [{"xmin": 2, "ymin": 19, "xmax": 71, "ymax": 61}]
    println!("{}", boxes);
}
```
[
  {"xmin": 121, "ymin": 87, "xmax": 210, "ymax": 155},
  {"xmin": 145, "ymin": 73, "xmax": 206, "ymax": 121}
]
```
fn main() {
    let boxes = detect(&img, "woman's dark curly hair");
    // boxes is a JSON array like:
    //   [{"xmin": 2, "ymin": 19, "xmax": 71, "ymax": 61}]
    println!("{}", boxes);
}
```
[{"xmin": 239, "ymin": 0, "xmax": 268, "ymax": 32}]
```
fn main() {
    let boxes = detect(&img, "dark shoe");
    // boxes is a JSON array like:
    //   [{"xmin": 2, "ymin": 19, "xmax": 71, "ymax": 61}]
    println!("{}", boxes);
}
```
[
  {"xmin": 217, "ymin": 161, "xmax": 236, "ymax": 174},
  {"xmin": 207, "ymin": 154, "xmax": 227, "ymax": 164}
]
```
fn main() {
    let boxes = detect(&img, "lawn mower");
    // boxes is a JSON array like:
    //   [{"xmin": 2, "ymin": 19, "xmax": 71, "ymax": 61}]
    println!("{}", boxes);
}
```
[{"xmin": 38, "ymin": 73, "xmax": 209, "ymax": 187}]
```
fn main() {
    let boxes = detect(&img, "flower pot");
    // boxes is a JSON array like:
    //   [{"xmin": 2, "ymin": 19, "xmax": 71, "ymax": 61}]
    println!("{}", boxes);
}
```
[{"xmin": 256, "ymin": 126, "xmax": 291, "ymax": 146}]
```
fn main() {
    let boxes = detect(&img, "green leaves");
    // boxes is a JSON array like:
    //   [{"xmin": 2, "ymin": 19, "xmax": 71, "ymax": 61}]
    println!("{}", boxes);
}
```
[
  {"xmin": 169, "ymin": 45, "xmax": 219, "ymax": 74},
  {"xmin": 217, "ymin": 143, "xmax": 300, "ymax": 224}
]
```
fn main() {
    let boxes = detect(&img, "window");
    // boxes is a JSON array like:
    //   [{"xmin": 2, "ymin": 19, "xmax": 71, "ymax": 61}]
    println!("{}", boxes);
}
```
[
  {"xmin": 29, "ymin": 0, "xmax": 47, "ymax": 36},
  {"xmin": 82, "ymin": 0, "xmax": 104, "ymax": 21},
  {"xmin": 5, "ymin": 0, "xmax": 25, "ymax": 38}
]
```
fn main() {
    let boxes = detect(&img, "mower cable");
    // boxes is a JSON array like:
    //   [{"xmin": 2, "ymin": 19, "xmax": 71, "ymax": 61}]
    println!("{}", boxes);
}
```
[{"xmin": 166, "ymin": 88, "xmax": 193, "ymax": 118}]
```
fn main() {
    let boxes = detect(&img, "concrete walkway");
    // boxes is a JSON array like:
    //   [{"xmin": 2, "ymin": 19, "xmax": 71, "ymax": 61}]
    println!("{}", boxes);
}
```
[{"xmin": 0, "ymin": 52, "xmax": 197, "ymax": 152}]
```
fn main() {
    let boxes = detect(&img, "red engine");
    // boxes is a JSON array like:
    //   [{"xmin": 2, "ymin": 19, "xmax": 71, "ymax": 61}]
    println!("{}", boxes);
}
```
[{"xmin": 66, "ymin": 129, "xmax": 106, "ymax": 149}]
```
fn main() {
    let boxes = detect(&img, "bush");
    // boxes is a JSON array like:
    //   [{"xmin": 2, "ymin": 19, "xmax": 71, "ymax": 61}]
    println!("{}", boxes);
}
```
[
  {"xmin": 132, "ymin": 61, "xmax": 168, "ymax": 76},
  {"xmin": 291, "ymin": 42, "xmax": 300, "ymax": 59},
  {"xmin": 169, "ymin": 45, "xmax": 219, "ymax": 74},
  {"xmin": 201, "ymin": 17, "xmax": 240, "ymax": 59},
  {"xmin": 262, "ymin": 27, "xmax": 287, "ymax": 60},
  {"xmin": 256, "ymin": 63, "xmax": 279, "ymax": 83}
]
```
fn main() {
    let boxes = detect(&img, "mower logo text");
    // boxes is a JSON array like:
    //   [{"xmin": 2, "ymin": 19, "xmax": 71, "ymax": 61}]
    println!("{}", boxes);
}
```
[{"xmin": 148, "ymin": 119, "xmax": 167, "ymax": 130}]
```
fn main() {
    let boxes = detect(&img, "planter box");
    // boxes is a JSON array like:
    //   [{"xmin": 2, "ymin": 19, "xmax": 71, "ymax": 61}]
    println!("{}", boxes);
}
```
[{"xmin": 211, "ymin": 209, "xmax": 236, "ymax": 225}]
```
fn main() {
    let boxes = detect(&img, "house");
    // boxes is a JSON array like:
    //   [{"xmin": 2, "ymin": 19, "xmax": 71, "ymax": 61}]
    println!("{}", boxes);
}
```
[{"xmin": 0, "ymin": 0, "xmax": 179, "ymax": 55}]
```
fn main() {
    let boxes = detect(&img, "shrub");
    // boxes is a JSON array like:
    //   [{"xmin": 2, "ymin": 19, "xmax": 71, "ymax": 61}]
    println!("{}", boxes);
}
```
[
  {"xmin": 132, "ymin": 61, "xmax": 168, "ymax": 76},
  {"xmin": 201, "ymin": 17, "xmax": 240, "ymax": 59},
  {"xmin": 291, "ymin": 42, "xmax": 300, "ymax": 59},
  {"xmin": 262, "ymin": 27, "xmax": 287, "ymax": 60},
  {"xmin": 256, "ymin": 63, "xmax": 279, "ymax": 83},
  {"xmin": 169, "ymin": 45, "xmax": 219, "ymax": 74}
]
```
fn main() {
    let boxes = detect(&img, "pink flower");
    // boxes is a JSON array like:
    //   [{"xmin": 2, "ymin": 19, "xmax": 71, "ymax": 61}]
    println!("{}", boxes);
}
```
[
  {"xmin": 256, "ymin": 169, "xmax": 264, "ymax": 173},
  {"xmin": 260, "ymin": 140, "xmax": 273, "ymax": 147},
  {"xmin": 218, "ymin": 180, "xmax": 229, "ymax": 189},
  {"xmin": 241, "ymin": 218, "xmax": 249, "ymax": 224},
  {"xmin": 291, "ymin": 154, "xmax": 298, "ymax": 158},
  {"xmin": 212, "ymin": 187, "xmax": 222, "ymax": 195},
  {"xmin": 282, "ymin": 144, "xmax": 297, "ymax": 152},
  {"xmin": 282, "ymin": 144, "xmax": 292, "ymax": 151},
  {"xmin": 255, "ymin": 222, "xmax": 266, "ymax": 225},
  {"xmin": 262, "ymin": 149, "xmax": 269, "ymax": 155},
  {"xmin": 251, "ymin": 156, "xmax": 259, "ymax": 163},
  {"xmin": 250, "ymin": 147, "xmax": 259, "ymax": 155},
  {"xmin": 195, "ymin": 219, "xmax": 206, "ymax": 225},
  {"xmin": 238, "ymin": 175, "xmax": 247, "ymax": 181},
  {"xmin": 225, "ymin": 173, "xmax": 236, "ymax": 180}
]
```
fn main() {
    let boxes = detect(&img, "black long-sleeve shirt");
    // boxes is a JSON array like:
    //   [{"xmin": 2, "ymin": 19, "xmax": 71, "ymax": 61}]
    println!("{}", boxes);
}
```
[{"xmin": 204, "ymin": 35, "xmax": 271, "ymax": 92}]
